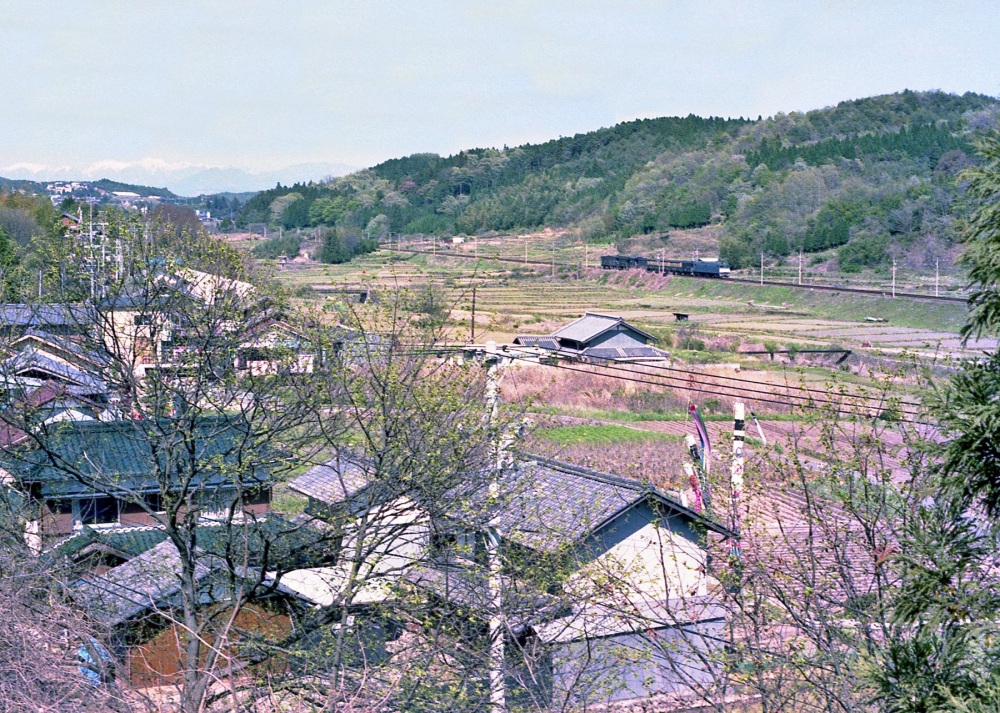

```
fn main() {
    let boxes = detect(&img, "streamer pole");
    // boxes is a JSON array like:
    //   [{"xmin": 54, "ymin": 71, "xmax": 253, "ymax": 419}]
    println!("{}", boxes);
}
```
[{"xmin": 730, "ymin": 403, "xmax": 745, "ymax": 561}]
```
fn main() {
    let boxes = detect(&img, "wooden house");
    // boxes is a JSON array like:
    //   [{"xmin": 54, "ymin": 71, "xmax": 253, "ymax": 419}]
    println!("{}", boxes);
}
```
[
  {"xmin": 69, "ymin": 537, "xmax": 291, "ymax": 688},
  {"xmin": 284, "ymin": 452, "xmax": 731, "ymax": 706},
  {"xmin": 1, "ymin": 418, "xmax": 272, "ymax": 538},
  {"xmin": 514, "ymin": 312, "xmax": 669, "ymax": 361},
  {"xmin": 235, "ymin": 317, "xmax": 315, "ymax": 375}
]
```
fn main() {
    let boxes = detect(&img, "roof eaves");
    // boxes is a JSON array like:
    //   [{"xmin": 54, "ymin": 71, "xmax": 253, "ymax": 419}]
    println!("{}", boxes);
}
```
[{"xmin": 521, "ymin": 453, "xmax": 733, "ymax": 538}]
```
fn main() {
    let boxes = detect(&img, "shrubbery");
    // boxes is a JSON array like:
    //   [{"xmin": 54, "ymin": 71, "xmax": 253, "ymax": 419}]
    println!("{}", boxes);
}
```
[
  {"xmin": 319, "ymin": 229, "xmax": 379, "ymax": 264},
  {"xmin": 251, "ymin": 233, "xmax": 302, "ymax": 259}
]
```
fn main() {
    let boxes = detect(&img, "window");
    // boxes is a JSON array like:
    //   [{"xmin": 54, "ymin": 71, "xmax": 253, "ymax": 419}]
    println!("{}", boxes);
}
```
[
  {"xmin": 46, "ymin": 499, "xmax": 73, "ymax": 514},
  {"xmin": 79, "ymin": 497, "xmax": 118, "ymax": 525},
  {"xmin": 119, "ymin": 493, "xmax": 164, "ymax": 514},
  {"xmin": 244, "ymin": 487, "xmax": 271, "ymax": 506}
]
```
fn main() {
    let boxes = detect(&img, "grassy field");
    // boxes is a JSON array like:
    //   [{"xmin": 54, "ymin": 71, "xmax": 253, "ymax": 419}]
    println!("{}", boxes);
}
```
[
  {"xmin": 270, "ymin": 245, "xmax": 983, "ymax": 361},
  {"xmin": 248, "ymin": 238, "xmax": 945, "ymax": 484},
  {"xmin": 534, "ymin": 424, "xmax": 683, "ymax": 447}
]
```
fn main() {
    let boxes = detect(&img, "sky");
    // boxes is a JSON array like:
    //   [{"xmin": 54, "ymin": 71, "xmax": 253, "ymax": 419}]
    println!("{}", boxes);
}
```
[{"xmin": 1, "ymin": 1, "xmax": 998, "ymax": 194}]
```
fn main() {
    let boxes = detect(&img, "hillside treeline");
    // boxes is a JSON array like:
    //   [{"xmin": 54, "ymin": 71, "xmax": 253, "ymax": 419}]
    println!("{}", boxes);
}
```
[
  {"xmin": 0, "ymin": 194, "xmax": 245, "ymax": 302},
  {"xmin": 236, "ymin": 90, "xmax": 1000, "ymax": 271}
]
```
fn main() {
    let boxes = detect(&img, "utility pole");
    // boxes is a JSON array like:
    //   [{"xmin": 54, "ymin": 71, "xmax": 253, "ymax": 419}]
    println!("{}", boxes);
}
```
[
  {"xmin": 798, "ymin": 249, "xmax": 803, "ymax": 285},
  {"xmin": 760, "ymin": 252, "xmax": 764, "ymax": 286},
  {"xmin": 471, "ymin": 287, "xmax": 477, "ymax": 343},
  {"xmin": 936, "ymin": 258, "xmax": 940, "ymax": 297},
  {"xmin": 892, "ymin": 259, "xmax": 897, "ymax": 299}
]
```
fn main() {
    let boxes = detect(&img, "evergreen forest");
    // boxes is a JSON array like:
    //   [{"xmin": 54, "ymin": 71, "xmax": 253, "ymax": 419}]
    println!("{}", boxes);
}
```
[{"xmin": 235, "ymin": 90, "xmax": 1000, "ymax": 271}]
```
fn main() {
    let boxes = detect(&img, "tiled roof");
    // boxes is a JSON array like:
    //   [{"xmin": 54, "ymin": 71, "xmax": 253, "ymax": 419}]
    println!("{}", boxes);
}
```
[
  {"xmin": 2, "ymin": 418, "xmax": 270, "ymax": 498},
  {"xmin": 1, "ymin": 349, "xmax": 107, "ymax": 392},
  {"xmin": 0, "ymin": 304, "xmax": 92, "ymax": 329},
  {"xmin": 490, "ymin": 457, "xmax": 653, "ymax": 551},
  {"xmin": 49, "ymin": 525, "xmax": 169, "ymax": 560},
  {"xmin": 582, "ymin": 345, "xmax": 670, "ymax": 360},
  {"xmin": 289, "ymin": 451, "xmax": 729, "ymax": 552},
  {"xmin": 12, "ymin": 329, "xmax": 103, "ymax": 362},
  {"xmin": 451, "ymin": 456, "xmax": 730, "ymax": 552},
  {"xmin": 289, "ymin": 454, "xmax": 372, "ymax": 505},
  {"xmin": 71, "ymin": 540, "xmax": 220, "ymax": 625},
  {"xmin": 512, "ymin": 335, "xmax": 559, "ymax": 349},
  {"xmin": 47, "ymin": 515, "xmax": 317, "ymax": 572},
  {"xmin": 551, "ymin": 313, "xmax": 657, "ymax": 345}
]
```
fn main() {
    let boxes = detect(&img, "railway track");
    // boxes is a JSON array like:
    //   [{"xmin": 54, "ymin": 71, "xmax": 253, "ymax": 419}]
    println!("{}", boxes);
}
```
[
  {"xmin": 387, "ymin": 247, "xmax": 969, "ymax": 304},
  {"xmin": 727, "ymin": 277, "xmax": 968, "ymax": 303}
]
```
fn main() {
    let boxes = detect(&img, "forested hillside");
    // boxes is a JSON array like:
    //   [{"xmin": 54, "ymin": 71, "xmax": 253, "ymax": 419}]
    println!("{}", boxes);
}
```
[{"xmin": 237, "ymin": 90, "xmax": 1000, "ymax": 271}]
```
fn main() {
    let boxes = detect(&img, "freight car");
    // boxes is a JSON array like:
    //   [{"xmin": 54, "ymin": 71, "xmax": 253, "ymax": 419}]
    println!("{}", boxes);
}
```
[
  {"xmin": 649, "ymin": 258, "xmax": 731, "ymax": 278},
  {"xmin": 601, "ymin": 255, "xmax": 731, "ymax": 278},
  {"xmin": 600, "ymin": 255, "xmax": 649, "ymax": 270}
]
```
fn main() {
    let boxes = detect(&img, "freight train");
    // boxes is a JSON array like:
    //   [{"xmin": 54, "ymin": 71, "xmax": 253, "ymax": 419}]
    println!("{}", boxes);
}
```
[{"xmin": 600, "ymin": 255, "xmax": 731, "ymax": 278}]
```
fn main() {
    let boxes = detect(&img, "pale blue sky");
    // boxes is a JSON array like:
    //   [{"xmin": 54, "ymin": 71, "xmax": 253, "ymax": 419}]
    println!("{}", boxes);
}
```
[{"xmin": 1, "ymin": 1, "xmax": 998, "ymax": 192}]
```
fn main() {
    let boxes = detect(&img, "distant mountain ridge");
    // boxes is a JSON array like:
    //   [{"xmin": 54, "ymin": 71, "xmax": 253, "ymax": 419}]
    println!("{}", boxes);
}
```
[{"xmin": 0, "ymin": 161, "xmax": 358, "ymax": 196}]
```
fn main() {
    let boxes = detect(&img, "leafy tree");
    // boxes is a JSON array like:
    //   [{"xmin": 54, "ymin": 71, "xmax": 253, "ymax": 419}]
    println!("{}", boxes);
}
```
[
  {"xmin": 252, "ymin": 231, "xmax": 302, "ymax": 259},
  {"xmin": 960, "ymin": 133, "xmax": 1000, "ymax": 340},
  {"xmin": 863, "ymin": 131, "xmax": 1000, "ymax": 713}
]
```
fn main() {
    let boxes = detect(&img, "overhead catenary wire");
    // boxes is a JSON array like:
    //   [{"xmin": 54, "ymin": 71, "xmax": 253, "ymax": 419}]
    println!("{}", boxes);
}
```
[
  {"xmin": 488, "ymin": 349, "xmax": 922, "ymax": 419},
  {"xmin": 501, "ymin": 351, "xmax": 932, "ymax": 426},
  {"xmin": 414, "ymin": 344, "xmax": 927, "ymax": 424},
  {"xmin": 587, "ymin": 350, "xmax": 917, "ymax": 411},
  {"xmin": 564, "ymin": 355, "xmax": 923, "ymax": 419}
]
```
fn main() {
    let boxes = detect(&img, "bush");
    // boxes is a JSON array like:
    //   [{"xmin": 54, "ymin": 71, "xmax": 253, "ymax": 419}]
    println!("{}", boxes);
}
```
[
  {"xmin": 838, "ymin": 234, "xmax": 888, "ymax": 273},
  {"xmin": 667, "ymin": 201, "xmax": 712, "ymax": 228},
  {"xmin": 252, "ymin": 233, "xmax": 302, "ymax": 259},
  {"xmin": 319, "ymin": 229, "xmax": 379, "ymax": 264}
]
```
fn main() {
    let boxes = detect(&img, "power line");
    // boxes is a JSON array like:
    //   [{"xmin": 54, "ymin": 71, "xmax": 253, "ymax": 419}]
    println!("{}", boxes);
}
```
[
  {"xmin": 498, "ymin": 351, "xmax": 930, "ymax": 425},
  {"xmin": 482, "ymin": 346, "xmax": 913, "ymax": 413},
  {"xmin": 396, "ymin": 340, "xmax": 923, "ymax": 420},
  {"xmin": 581, "ymin": 353, "xmax": 921, "ymax": 415},
  {"xmin": 436, "ymin": 346, "xmax": 925, "ymax": 423}
]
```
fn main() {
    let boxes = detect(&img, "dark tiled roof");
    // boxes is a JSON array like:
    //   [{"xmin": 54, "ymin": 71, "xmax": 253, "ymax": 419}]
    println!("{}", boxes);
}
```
[
  {"xmin": 289, "ymin": 454, "xmax": 372, "ymax": 505},
  {"xmin": 490, "ymin": 457, "xmax": 652, "ymax": 551},
  {"xmin": 290, "ymin": 451, "xmax": 729, "ymax": 552},
  {"xmin": 0, "ymin": 304, "xmax": 92, "ymax": 329},
  {"xmin": 48, "ymin": 515, "xmax": 318, "ymax": 572},
  {"xmin": 2, "ymin": 418, "xmax": 270, "ymax": 498},
  {"xmin": 49, "ymin": 525, "xmax": 169, "ymax": 560},
  {"xmin": 451, "ymin": 456, "xmax": 730, "ymax": 552}
]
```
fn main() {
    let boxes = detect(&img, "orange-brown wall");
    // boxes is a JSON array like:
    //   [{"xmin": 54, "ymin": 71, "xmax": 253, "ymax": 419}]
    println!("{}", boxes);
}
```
[{"xmin": 126, "ymin": 604, "xmax": 291, "ymax": 688}]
